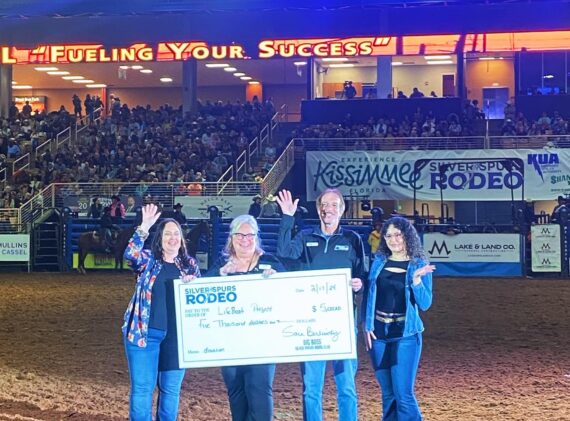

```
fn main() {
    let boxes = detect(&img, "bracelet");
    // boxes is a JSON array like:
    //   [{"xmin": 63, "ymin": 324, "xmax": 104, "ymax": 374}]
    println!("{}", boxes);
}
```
[{"xmin": 136, "ymin": 226, "xmax": 149, "ymax": 240}]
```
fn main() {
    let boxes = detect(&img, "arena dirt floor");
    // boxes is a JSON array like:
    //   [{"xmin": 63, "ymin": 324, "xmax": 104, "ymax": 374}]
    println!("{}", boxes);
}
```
[{"xmin": 0, "ymin": 272, "xmax": 569, "ymax": 421}]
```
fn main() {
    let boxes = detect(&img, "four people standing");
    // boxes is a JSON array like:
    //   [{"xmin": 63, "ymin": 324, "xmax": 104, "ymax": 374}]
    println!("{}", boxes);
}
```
[{"xmin": 121, "ymin": 192, "xmax": 434, "ymax": 420}]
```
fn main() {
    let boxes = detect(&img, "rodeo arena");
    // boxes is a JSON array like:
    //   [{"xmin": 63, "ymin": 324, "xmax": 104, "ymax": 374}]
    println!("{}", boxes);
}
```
[{"xmin": 1, "ymin": 1, "xmax": 570, "ymax": 420}]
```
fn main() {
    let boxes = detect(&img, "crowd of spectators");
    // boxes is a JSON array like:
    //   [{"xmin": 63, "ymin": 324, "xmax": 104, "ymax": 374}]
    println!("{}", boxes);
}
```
[
  {"xmin": 2, "ymin": 97, "xmax": 275, "ymax": 210},
  {"xmin": 293, "ymin": 107, "xmax": 475, "ymax": 142},
  {"xmin": 501, "ymin": 109, "xmax": 569, "ymax": 137}
]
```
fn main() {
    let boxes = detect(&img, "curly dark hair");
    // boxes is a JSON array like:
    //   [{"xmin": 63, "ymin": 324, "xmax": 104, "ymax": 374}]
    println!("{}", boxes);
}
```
[
  {"xmin": 150, "ymin": 218, "xmax": 193, "ymax": 269},
  {"xmin": 377, "ymin": 216, "xmax": 427, "ymax": 260}
]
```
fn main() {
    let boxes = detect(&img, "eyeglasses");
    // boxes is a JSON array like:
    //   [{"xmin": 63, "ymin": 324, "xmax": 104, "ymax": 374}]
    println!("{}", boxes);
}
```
[
  {"xmin": 384, "ymin": 232, "xmax": 403, "ymax": 240},
  {"xmin": 233, "ymin": 233, "xmax": 256, "ymax": 240}
]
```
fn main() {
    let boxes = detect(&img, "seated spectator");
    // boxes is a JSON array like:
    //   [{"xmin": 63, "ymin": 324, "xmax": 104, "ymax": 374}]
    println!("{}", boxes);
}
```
[
  {"xmin": 259, "ymin": 194, "xmax": 280, "ymax": 218},
  {"xmin": 248, "ymin": 195, "xmax": 262, "ymax": 218},
  {"xmin": 409, "ymin": 87, "xmax": 425, "ymax": 98}
]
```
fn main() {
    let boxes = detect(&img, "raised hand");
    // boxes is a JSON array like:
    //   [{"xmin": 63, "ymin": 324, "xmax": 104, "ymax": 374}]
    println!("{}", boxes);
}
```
[
  {"xmin": 276, "ymin": 189, "xmax": 299, "ymax": 216},
  {"xmin": 140, "ymin": 204, "xmax": 161, "ymax": 232},
  {"xmin": 412, "ymin": 264, "xmax": 436, "ymax": 285}
]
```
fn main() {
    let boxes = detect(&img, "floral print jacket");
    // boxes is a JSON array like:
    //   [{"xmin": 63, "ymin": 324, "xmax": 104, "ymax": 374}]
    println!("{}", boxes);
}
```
[{"xmin": 122, "ymin": 230, "xmax": 200, "ymax": 347}]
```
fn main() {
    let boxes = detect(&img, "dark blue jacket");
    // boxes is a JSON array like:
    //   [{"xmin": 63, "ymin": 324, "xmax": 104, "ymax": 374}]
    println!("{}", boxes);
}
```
[{"xmin": 277, "ymin": 215, "xmax": 367, "ymax": 282}]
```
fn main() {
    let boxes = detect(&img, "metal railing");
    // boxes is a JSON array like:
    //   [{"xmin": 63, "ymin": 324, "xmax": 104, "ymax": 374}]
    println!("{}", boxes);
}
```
[
  {"xmin": 75, "ymin": 106, "xmax": 104, "ymax": 138},
  {"xmin": 19, "ymin": 184, "xmax": 55, "ymax": 228},
  {"xmin": 56, "ymin": 127, "xmax": 71, "ymax": 149},
  {"xmin": 292, "ymin": 136, "xmax": 487, "ymax": 153},
  {"xmin": 260, "ymin": 139, "xmax": 295, "ymax": 197},
  {"xmin": 12, "ymin": 153, "xmax": 31, "ymax": 175},
  {"xmin": 488, "ymin": 134, "xmax": 570, "ymax": 149}
]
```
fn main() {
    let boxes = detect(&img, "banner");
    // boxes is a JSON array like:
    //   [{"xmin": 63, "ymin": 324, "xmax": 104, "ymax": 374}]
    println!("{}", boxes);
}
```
[
  {"xmin": 0, "ymin": 234, "xmax": 30, "ymax": 262},
  {"xmin": 63, "ymin": 194, "xmax": 141, "ymax": 216},
  {"xmin": 175, "ymin": 195, "xmax": 254, "ymax": 219},
  {"xmin": 174, "ymin": 268, "xmax": 356, "ymax": 368},
  {"xmin": 531, "ymin": 224, "xmax": 561, "ymax": 272},
  {"xmin": 306, "ymin": 149, "xmax": 570, "ymax": 201},
  {"xmin": 423, "ymin": 232, "xmax": 522, "ymax": 276}
]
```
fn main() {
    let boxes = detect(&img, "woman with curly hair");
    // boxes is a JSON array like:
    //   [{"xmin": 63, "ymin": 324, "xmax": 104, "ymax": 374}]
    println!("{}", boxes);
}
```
[{"xmin": 363, "ymin": 216, "xmax": 435, "ymax": 420}]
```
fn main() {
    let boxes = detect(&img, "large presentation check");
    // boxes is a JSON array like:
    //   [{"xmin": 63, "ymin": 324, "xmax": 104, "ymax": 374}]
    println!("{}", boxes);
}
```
[{"xmin": 173, "ymin": 268, "xmax": 356, "ymax": 368}]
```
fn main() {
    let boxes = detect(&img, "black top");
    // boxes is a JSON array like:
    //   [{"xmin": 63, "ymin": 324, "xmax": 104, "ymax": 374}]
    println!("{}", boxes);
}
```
[
  {"xmin": 149, "ymin": 262, "xmax": 181, "ymax": 331},
  {"xmin": 375, "ymin": 259, "xmax": 408, "ymax": 314}
]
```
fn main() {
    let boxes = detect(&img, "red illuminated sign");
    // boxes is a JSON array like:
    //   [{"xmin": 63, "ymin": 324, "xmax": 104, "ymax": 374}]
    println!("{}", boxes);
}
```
[
  {"xmin": 258, "ymin": 37, "xmax": 395, "ymax": 58},
  {"xmin": 1, "ymin": 30, "xmax": 569, "ymax": 64}
]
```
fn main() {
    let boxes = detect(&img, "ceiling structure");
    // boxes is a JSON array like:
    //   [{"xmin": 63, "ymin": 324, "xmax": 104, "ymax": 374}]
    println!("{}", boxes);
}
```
[
  {"xmin": 0, "ymin": 0, "xmax": 561, "ymax": 18},
  {"xmin": 10, "ymin": 55, "xmax": 475, "ymax": 89}
]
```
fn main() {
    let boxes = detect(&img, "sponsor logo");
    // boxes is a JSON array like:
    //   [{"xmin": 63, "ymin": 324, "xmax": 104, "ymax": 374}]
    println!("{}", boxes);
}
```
[
  {"xmin": 334, "ymin": 245, "xmax": 349, "ymax": 251},
  {"xmin": 428, "ymin": 240, "xmax": 451, "ymax": 258},
  {"xmin": 185, "ymin": 285, "xmax": 237, "ymax": 305},
  {"xmin": 528, "ymin": 153, "xmax": 559, "ymax": 181}
]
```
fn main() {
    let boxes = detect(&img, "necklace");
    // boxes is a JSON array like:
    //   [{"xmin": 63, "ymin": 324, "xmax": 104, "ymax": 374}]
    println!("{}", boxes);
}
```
[{"xmin": 233, "ymin": 253, "xmax": 258, "ymax": 272}]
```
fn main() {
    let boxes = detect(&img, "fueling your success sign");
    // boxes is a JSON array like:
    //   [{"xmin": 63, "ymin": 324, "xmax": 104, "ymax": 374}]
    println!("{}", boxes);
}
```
[{"xmin": 258, "ymin": 36, "xmax": 393, "ymax": 58}]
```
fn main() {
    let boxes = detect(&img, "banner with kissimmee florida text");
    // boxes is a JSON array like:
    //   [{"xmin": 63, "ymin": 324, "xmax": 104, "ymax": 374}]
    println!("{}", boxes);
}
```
[{"xmin": 306, "ymin": 149, "xmax": 570, "ymax": 201}]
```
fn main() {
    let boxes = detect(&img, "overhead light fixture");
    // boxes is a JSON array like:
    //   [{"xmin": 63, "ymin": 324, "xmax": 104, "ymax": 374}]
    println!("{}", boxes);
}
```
[
  {"xmin": 140, "ymin": 69, "xmax": 153, "ymax": 74},
  {"xmin": 11, "ymin": 81, "xmax": 17, "ymax": 84},
  {"xmin": 34, "ymin": 66, "xmax": 59, "ymax": 71},
  {"xmin": 62, "ymin": 76, "xmax": 84, "ymax": 80},
  {"xmin": 322, "ymin": 58, "xmax": 349, "ymax": 62},
  {"xmin": 233, "ymin": 72, "xmax": 246, "ymax": 77},
  {"xmin": 294, "ymin": 61, "xmax": 307, "ymax": 66},
  {"xmin": 131, "ymin": 65, "xmax": 144, "ymax": 70},
  {"xmin": 248, "ymin": 81, "xmax": 260, "ymax": 85},
  {"xmin": 328, "ymin": 63, "xmax": 355, "ymax": 68},
  {"xmin": 543, "ymin": 74, "xmax": 554, "ymax": 79},
  {"xmin": 86, "ymin": 84, "xmax": 107, "ymax": 88},
  {"xmin": 205, "ymin": 63, "xmax": 229, "ymax": 68},
  {"xmin": 12, "ymin": 85, "xmax": 33, "ymax": 89},
  {"xmin": 479, "ymin": 57, "xmax": 496, "ymax": 61},
  {"xmin": 72, "ymin": 79, "xmax": 95, "ymax": 84},
  {"xmin": 426, "ymin": 60, "xmax": 454, "ymax": 65},
  {"xmin": 240, "ymin": 76, "xmax": 252, "ymax": 80},
  {"xmin": 424, "ymin": 55, "xmax": 451, "ymax": 60},
  {"xmin": 391, "ymin": 61, "xmax": 403, "ymax": 66},
  {"xmin": 119, "ymin": 65, "xmax": 130, "ymax": 69},
  {"xmin": 160, "ymin": 77, "xmax": 173, "ymax": 83},
  {"xmin": 492, "ymin": 82, "xmax": 500, "ymax": 86},
  {"xmin": 224, "ymin": 67, "xmax": 238, "ymax": 72},
  {"xmin": 47, "ymin": 71, "xmax": 70, "ymax": 75}
]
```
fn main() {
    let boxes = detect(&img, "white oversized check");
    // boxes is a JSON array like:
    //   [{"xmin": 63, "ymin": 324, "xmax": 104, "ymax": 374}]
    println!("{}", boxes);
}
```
[{"xmin": 173, "ymin": 268, "xmax": 356, "ymax": 368}]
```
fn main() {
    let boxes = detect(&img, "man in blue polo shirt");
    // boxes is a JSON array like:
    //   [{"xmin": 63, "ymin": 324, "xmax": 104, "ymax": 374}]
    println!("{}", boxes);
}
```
[{"xmin": 276, "ymin": 188, "xmax": 366, "ymax": 421}]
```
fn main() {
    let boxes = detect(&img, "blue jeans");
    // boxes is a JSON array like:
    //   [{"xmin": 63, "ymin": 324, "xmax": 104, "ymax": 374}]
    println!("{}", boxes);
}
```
[
  {"xmin": 124, "ymin": 328, "xmax": 186, "ymax": 421},
  {"xmin": 370, "ymin": 334, "xmax": 423, "ymax": 421},
  {"xmin": 301, "ymin": 359, "xmax": 358, "ymax": 421},
  {"xmin": 221, "ymin": 364, "xmax": 276, "ymax": 421}
]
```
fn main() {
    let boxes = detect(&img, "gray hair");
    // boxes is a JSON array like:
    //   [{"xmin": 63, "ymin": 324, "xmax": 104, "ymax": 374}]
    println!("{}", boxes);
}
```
[
  {"xmin": 316, "ymin": 188, "xmax": 346, "ymax": 214},
  {"xmin": 222, "ymin": 214, "xmax": 264, "ymax": 258}
]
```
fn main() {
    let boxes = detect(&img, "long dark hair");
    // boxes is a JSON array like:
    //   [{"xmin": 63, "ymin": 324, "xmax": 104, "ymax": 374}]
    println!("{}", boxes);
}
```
[
  {"xmin": 377, "ymin": 216, "xmax": 427, "ymax": 260},
  {"xmin": 150, "ymin": 218, "xmax": 193, "ymax": 268}
]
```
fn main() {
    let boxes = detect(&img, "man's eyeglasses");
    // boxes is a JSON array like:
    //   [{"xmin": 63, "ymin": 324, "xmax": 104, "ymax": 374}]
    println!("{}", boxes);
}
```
[
  {"xmin": 233, "ymin": 233, "xmax": 256, "ymax": 240},
  {"xmin": 384, "ymin": 232, "xmax": 403, "ymax": 240}
]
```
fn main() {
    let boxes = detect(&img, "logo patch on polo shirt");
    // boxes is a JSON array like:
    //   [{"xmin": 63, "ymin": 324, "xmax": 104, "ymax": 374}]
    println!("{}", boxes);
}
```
[
  {"xmin": 334, "ymin": 245, "xmax": 349, "ymax": 251},
  {"xmin": 306, "ymin": 242, "xmax": 319, "ymax": 247},
  {"xmin": 259, "ymin": 264, "xmax": 272, "ymax": 270}
]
